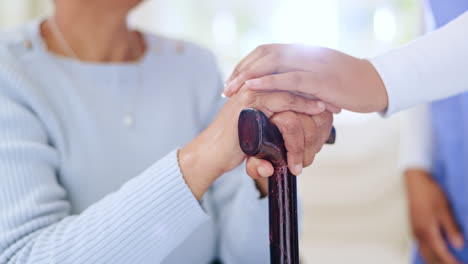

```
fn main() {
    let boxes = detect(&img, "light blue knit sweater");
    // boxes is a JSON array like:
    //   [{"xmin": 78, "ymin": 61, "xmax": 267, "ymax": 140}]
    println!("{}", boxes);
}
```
[{"xmin": 0, "ymin": 21, "xmax": 269, "ymax": 264}]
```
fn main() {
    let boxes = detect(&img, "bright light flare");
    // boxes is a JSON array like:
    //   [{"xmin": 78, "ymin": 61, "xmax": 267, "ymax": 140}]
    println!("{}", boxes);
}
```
[
  {"xmin": 271, "ymin": 0, "xmax": 339, "ymax": 49},
  {"xmin": 212, "ymin": 11, "xmax": 237, "ymax": 47},
  {"xmin": 373, "ymin": 7, "xmax": 397, "ymax": 42}
]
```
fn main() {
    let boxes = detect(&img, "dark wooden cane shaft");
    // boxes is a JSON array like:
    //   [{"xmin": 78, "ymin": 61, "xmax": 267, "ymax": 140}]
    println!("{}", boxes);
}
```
[{"xmin": 238, "ymin": 108, "xmax": 299, "ymax": 264}]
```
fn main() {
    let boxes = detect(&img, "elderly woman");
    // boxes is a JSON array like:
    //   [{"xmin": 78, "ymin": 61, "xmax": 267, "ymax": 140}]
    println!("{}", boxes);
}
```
[{"xmin": 0, "ymin": 0, "xmax": 333, "ymax": 263}]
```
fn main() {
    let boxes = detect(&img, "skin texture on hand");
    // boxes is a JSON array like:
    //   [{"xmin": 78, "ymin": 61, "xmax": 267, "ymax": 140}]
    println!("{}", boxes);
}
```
[
  {"xmin": 179, "ymin": 88, "xmax": 327, "ymax": 199},
  {"xmin": 224, "ymin": 44, "xmax": 389, "ymax": 113},
  {"xmin": 246, "ymin": 111, "xmax": 333, "ymax": 197},
  {"xmin": 405, "ymin": 169, "xmax": 464, "ymax": 264}
]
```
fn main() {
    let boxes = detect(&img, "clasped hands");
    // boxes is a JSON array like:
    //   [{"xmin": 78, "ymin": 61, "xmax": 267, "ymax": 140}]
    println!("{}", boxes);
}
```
[
  {"xmin": 180, "ymin": 43, "xmax": 387, "ymax": 199},
  {"xmin": 179, "ymin": 84, "xmax": 333, "ymax": 199}
]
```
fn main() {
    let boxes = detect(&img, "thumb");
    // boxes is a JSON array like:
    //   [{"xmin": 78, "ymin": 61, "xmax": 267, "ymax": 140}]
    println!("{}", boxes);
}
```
[{"xmin": 245, "ymin": 156, "xmax": 274, "ymax": 179}]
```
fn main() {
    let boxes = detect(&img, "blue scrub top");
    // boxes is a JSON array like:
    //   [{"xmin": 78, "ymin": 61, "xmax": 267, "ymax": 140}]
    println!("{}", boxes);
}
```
[{"xmin": 416, "ymin": 1, "xmax": 468, "ymax": 263}]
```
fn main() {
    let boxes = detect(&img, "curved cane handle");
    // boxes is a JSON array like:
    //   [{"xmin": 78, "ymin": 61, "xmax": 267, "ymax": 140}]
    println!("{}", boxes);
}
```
[{"xmin": 238, "ymin": 108, "xmax": 299, "ymax": 264}]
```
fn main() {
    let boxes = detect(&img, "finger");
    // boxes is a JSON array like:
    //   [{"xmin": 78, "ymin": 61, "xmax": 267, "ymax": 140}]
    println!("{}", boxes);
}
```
[
  {"xmin": 289, "ymin": 91, "xmax": 341, "ymax": 114},
  {"xmin": 298, "ymin": 112, "xmax": 334, "ymax": 168},
  {"xmin": 425, "ymin": 224, "xmax": 461, "ymax": 264},
  {"xmin": 227, "ymin": 46, "xmax": 267, "ymax": 83},
  {"xmin": 228, "ymin": 44, "xmax": 324, "ymax": 91},
  {"xmin": 254, "ymin": 90, "xmax": 326, "ymax": 117},
  {"xmin": 226, "ymin": 54, "xmax": 281, "ymax": 96},
  {"xmin": 246, "ymin": 156, "xmax": 274, "ymax": 179},
  {"xmin": 311, "ymin": 111, "xmax": 335, "ymax": 146},
  {"xmin": 226, "ymin": 45, "xmax": 272, "ymax": 92},
  {"xmin": 245, "ymin": 71, "xmax": 329, "ymax": 99},
  {"xmin": 419, "ymin": 244, "xmax": 438, "ymax": 264},
  {"xmin": 271, "ymin": 112, "xmax": 305, "ymax": 175},
  {"xmin": 228, "ymin": 46, "xmax": 320, "ymax": 96},
  {"xmin": 299, "ymin": 114, "xmax": 318, "ymax": 167},
  {"xmin": 326, "ymin": 104, "xmax": 342, "ymax": 114},
  {"xmin": 440, "ymin": 207, "xmax": 465, "ymax": 250}
]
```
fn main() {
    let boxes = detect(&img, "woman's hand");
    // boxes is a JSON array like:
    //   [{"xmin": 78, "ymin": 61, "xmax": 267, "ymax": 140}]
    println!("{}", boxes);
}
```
[
  {"xmin": 406, "ymin": 169, "xmax": 464, "ymax": 264},
  {"xmin": 223, "ymin": 44, "xmax": 388, "ymax": 113},
  {"xmin": 179, "ymin": 87, "xmax": 329, "ymax": 199},
  {"xmin": 246, "ymin": 111, "xmax": 333, "ymax": 196}
]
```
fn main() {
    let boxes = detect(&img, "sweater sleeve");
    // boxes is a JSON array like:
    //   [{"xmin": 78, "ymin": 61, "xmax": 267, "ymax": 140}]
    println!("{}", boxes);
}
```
[
  {"xmin": 210, "ymin": 166, "xmax": 270, "ymax": 264},
  {"xmin": 370, "ymin": 11, "xmax": 468, "ymax": 116},
  {"xmin": 0, "ymin": 91, "xmax": 208, "ymax": 263}
]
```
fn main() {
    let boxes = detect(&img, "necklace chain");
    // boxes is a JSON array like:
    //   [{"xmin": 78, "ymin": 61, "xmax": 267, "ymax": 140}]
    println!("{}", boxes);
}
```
[
  {"xmin": 48, "ymin": 17, "xmax": 142, "ymax": 62},
  {"xmin": 48, "ymin": 17, "xmax": 79, "ymax": 59},
  {"xmin": 47, "ymin": 17, "xmax": 143, "ymax": 128}
]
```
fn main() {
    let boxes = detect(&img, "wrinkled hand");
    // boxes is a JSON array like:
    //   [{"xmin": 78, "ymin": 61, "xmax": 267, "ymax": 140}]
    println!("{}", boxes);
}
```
[
  {"xmin": 179, "ymin": 87, "xmax": 326, "ymax": 199},
  {"xmin": 224, "ymin": 44, "xmax": 388, "ymax": 113},
  {"xmin": 246, "ymin": 111, "xmax": 333, "ymax": 196},
  {"xmin": 406, "ymin": 169, "xmax": 464, "ymax": 264}
]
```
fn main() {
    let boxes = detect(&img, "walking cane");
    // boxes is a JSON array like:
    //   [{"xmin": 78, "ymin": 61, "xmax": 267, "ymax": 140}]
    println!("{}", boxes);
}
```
[{"xmin": 238, "ymin": 108, "xmax": 335, "ymax": 264}]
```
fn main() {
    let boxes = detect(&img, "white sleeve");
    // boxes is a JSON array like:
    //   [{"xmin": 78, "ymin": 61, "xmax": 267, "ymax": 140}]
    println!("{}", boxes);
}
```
[
  {"xmin": 399, "ymin": 104, "xmax": 433, "ymax": 172},
  {"xmin": 370, "ymin": 11, "xmax": 468, "ymax": 116}
]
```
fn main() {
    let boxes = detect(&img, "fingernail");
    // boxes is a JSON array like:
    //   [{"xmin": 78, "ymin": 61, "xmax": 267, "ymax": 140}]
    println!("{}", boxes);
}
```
[
  {"xmin": 221, "ymin": 93, "xmax": 227, "ymax": 98},
  {"xmin": 317, "ymin": 101, "xmax": 326, "ymax": 111},
  {"xmin": 258, "ymin": 166, "xmax": 271, "ymax": 178},
  {"xmin": 245, "ymin": 78, "xmax": 262, "ymax": 88},
  {"xmin": 332, "ymin": 107, "xmax": 342, "ymax": 114},
  {"xmin": 451, "ymin": 236, "xmax": 464, "ymax": 250},
  {"xmin": 225, "ymin": 78, "xmax": 238, "ymax": 94},
  {"xmin": 223, "ymin": 82, "xmax": 231, "ymax": 95},
  {"xmin": 294, "ymin": 165, "xmax": 303, "ymax": 175}
]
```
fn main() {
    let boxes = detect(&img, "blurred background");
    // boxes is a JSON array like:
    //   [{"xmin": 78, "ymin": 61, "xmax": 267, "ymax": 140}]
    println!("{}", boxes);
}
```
[{"xmin": 0, "ymin": 0, "xmax": 425, "ymax": 263}]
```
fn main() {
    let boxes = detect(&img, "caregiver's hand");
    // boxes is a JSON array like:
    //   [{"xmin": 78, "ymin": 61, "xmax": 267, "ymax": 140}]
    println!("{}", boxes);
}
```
[
  {"xmin": 179, "ymin": 88, "xmax": 327, "ymax": 199},
  {"xmin": 224, "ymin": 44, "xmax": 389, "ymax": 113},
  {"xmin": 406, "ymin": 169, "xmax": 464, "ymax": 264}
]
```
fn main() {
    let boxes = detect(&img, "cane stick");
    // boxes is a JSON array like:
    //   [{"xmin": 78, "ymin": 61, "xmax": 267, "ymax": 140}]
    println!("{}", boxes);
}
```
[{"xmin": 238, "ymin": 108, "xmax": 335, "ymax": 264}]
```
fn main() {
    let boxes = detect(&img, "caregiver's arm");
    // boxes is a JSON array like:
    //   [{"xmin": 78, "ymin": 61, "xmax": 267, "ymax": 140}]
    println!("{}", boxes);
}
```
[
  {"xmin": 400, "ymin": 104, "xmax": 433, "ymax": 171},
  {"xmin": 372, "ymin": 11, "xmax": 468, "ymax": 116},
  {"xmin": 224, "ymin": 11, "xmax": 468, "ymax": 116}
]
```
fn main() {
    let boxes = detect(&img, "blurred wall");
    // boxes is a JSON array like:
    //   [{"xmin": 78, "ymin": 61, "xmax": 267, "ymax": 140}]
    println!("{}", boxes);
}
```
[
  {"xmin": 0, "ymin": 1, "xmax": 424, "ymax": 263},
  {"xmin": 298, "ymin": 113, "xmax": 411, "ymax": 264},
  {"xmin": 0, "ymin": 0, "xmax": 51, "ymax": 28}
]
